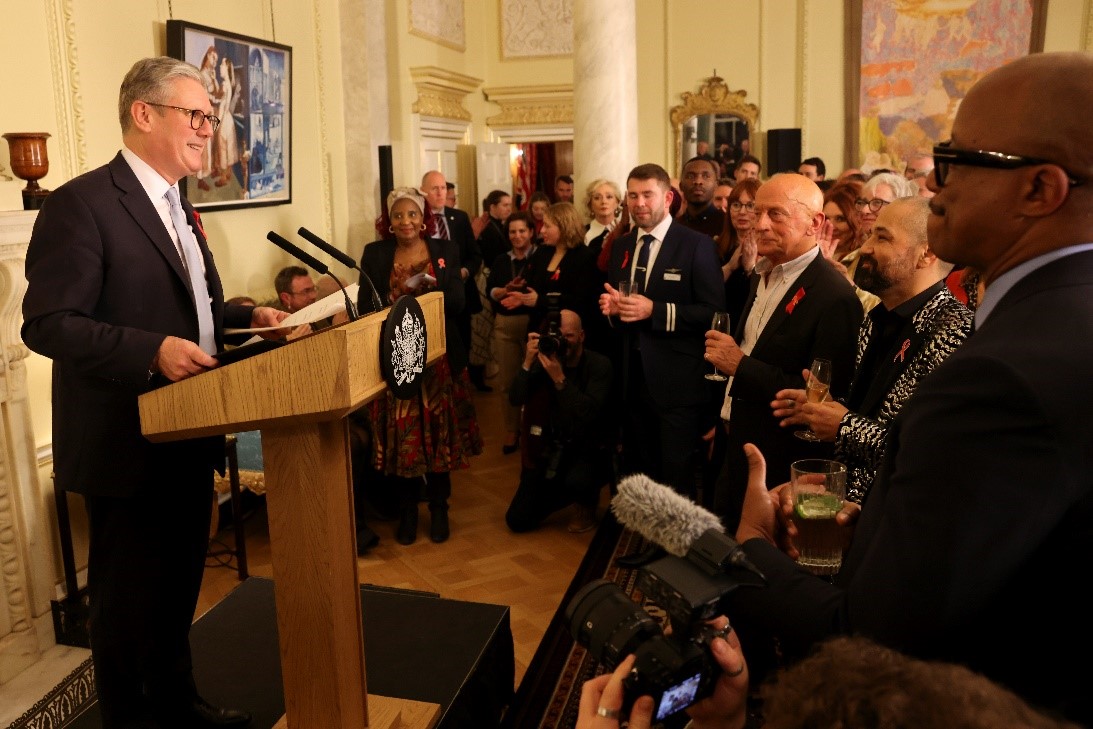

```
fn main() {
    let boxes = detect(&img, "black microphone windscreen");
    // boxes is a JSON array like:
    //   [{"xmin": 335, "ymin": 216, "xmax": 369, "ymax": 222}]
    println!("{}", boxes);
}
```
[
  {"xmin": 611, "ymin": 474, "xmax": 724, "ymax": 557},
  {"xmin": 266, "ymin": 231, "xmax": 328, "ymax": 275},
  {"xmin": 297, "ymin": 227, "xmax": 358, "ymax": 270}
]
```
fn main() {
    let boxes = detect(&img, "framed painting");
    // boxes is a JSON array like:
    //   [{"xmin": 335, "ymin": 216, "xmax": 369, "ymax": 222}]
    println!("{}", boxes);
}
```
[
  {"xmin": 167, "ymin": 20, "xmax": 292, "ymax": 211},
  {"xmin": 845, "ymin": 0, "xmax": 1045, "ymax": 171}
]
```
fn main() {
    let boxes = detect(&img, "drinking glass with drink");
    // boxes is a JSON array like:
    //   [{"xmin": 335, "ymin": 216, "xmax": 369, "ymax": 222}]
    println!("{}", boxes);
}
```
[
  {"xmin": 794, "ymin": 357, "xmax": 832, "ymax": 441},
  {"xmin": 705, "ymin": 312, "xmax": 731, "ymax": 381},
  {"xmin": 789, "ymin": 458, "xmax": 847, "ymax": 576}
]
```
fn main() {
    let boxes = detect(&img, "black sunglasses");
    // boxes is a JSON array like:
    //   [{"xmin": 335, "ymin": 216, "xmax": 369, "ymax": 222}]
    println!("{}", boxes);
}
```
[{"xmin": 932, "ymin": 140, "xmax": 1083, "ymax": 188}]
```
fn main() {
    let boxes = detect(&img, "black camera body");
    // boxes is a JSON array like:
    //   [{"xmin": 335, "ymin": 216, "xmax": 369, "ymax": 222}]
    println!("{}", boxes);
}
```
[
  {"xmin": 538, "ymin": 292, "xmax": 567, "ymax": 359},
  {"xmin": 565, "ymin": 530, "xmax": 758, "ymax": 722},
  {"xmin": 537, "ymin": 320, "xmax": 567, "ymax": 359}
]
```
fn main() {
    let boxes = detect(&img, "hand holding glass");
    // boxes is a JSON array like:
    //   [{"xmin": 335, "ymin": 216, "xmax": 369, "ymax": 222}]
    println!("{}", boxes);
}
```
[
  {"xmin": 790, "ymin": 459, "xmax": 847, "ymax": 576},
  {"xmin": 705, "ymin": 312, "xmax": 731, "ymax": 381},
  {"xmin": 794, "ymin": 358, "xmax": 832, "ymax": 441}
]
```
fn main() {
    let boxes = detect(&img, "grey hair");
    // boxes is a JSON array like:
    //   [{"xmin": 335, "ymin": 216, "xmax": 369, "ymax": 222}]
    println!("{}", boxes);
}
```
[
  {"xmin": 119, "ymin": 56, "xmax": 204, "ymax": 133},
  {"xmin": 863, "ymin": 172, "xmax": 918, "ymax": 199}
]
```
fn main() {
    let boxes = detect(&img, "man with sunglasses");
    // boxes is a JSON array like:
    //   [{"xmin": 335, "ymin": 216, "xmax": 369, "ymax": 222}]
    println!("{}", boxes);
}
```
[
  {"xmin": 23, "ymin": 57, "xmax": 288, "ymax": 727},
  {"xmin": 724, "ymin": 52, "xmax": 1093, "ymax": 726}
]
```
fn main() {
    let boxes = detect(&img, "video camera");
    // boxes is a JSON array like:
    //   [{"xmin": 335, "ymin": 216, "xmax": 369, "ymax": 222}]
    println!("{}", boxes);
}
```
[{"xmin": 565, "ymin": 530, "xmax": 757, "ymax": 722}]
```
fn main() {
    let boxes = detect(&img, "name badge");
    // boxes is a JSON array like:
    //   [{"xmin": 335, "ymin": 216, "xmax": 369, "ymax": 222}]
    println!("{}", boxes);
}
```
[{"xmin": 663, "ymin": 269, "xmax": 682, "ymax": 282}]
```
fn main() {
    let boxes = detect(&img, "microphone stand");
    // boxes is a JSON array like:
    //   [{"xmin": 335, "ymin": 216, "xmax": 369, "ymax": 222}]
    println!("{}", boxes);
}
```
[
  {"xmin": 266, "ymin": 231, "xmax": 357, "ymax": 323},
  {"xmin": 298, "ymin": 227, "xmax": 384, "ymax": 315}
]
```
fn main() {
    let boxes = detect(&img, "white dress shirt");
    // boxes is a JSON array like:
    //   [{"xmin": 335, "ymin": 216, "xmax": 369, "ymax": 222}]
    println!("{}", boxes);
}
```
[{"xmin": 721, "ymin": 245, "xmax": 820, "ymax": 421}]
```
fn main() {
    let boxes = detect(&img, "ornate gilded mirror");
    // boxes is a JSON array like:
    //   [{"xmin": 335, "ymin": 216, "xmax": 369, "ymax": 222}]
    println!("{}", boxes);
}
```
[{"xmin": 670, "ymin": 75, "xmax": 759, "ymax": 177}]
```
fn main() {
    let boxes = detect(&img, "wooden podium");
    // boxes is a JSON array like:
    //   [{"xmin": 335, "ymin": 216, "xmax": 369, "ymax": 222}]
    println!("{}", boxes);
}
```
[{"xmin": 138, "ymin": 292, "xmax": 445, "ymax": 729}]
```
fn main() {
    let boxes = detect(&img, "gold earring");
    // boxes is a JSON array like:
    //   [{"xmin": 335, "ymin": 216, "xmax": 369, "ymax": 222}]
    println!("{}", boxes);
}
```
[
  {"xmin": 389, "ymin": 225, "xmax": 394, "ymax": 233},
  {"xmin": 420, "ymin": 224, "xmax": 427, "ymax": 231}
]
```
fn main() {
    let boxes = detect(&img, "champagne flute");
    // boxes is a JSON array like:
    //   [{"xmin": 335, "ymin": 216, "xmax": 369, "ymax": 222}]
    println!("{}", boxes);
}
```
[
  {"xmin": 705, "ymin": 312, "xmax": 731, "ymax": 381},
  {"xmin": 794, "ymin": 358, "xmax": 832, "ymax": 441}
]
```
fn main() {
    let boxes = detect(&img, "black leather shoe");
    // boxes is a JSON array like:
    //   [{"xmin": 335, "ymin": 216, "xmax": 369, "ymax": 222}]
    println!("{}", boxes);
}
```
[
  {"xmin": 356, "ymin": 525, "xmax": 379, "ymax": 554},
  {"xmin": 430, "ymin": 505, "xmax": 450, "ymax": 543},
  {"xmin": 396, "ymin": 505, "xmax": 418, "ymax": 545},
  {"xmin": 185, "ymin": 697, "xmax": 251, "ymax": 726},
  {"xmin": 615, "ymin": 545, "xmax": 666, "ymax": 569}
]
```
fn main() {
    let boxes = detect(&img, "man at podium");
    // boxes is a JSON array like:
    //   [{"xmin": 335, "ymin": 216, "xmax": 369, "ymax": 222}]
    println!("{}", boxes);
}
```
[{"xmin": 22, "ymin": 56, "xmax": 286, "ymax": 728}]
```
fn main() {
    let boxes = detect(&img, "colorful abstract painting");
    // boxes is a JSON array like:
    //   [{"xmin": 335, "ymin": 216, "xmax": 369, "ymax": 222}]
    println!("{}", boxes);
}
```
[{"xmin": 858, "ymin": 0, "xmax": 1039, "ymax": 169}]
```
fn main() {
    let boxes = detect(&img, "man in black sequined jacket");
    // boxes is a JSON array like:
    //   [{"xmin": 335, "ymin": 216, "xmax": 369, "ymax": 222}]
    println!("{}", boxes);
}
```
[{"xmin": 772, "ymin": 197, "xmax": 972, "ymax": 503}]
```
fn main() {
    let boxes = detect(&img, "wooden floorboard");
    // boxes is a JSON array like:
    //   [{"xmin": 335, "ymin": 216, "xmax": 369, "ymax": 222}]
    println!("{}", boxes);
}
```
[{"xmin": 196, "ymin": 383, "xmax": 603, "ymax": 688}]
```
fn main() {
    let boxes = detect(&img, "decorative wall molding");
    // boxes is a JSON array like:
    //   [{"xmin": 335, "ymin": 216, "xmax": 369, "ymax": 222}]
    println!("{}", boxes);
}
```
[
  {"xmin": 312, "ymin": 0, "xmax": 334, "ymax": 243},
  {"xmin": 501, "ymin": 0, "xmax": 573, "ymax": 58},
  {"xmin": 45, "ymin": 0, "xmax": 86, "ymax": 179},
  {"xmin": 1084, "ymin": 0, "xmax": 1093, "ymax": 52},
  {"xmin": 410, "ymin": 67, "xmax": 482, "ymax": 122},
  {"xmin": 409, "ymin": 0, "xmax": 466, "ymax": 51},
  {"xmin": 483, "ymin": 84, "xmax": 574, "ymax": 129},
  {"xmin": 797, "ymin": 0, "xmax": 810, "ymax": 141}
]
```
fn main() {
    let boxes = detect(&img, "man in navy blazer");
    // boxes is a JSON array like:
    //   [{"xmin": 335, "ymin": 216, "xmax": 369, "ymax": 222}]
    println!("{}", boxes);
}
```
[
  {"xmin": 599, "ymin": 163, "xmax": 725, "ymax": 501},
  {"xmin": 726, "ymin": 53, "xmax": 1093, "ymax": 726},
  {"xmin": 22, "ymin": 57, "xmax": 285, "ymax": 728},
  {"xmin": 705, "ymin": 173, "xmax": 862, "ymax": 532}
]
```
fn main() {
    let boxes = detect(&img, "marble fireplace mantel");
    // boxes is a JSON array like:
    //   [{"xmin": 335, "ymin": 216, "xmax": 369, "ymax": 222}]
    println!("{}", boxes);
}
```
[{"xmin": 0, "ymin": 209, "xmax": 59, "ymax": 684}]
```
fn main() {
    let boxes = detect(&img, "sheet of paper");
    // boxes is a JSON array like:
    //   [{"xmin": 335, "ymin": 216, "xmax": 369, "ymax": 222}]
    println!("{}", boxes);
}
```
[{"xmin": 225, "ymin": 283, "xmax": 360, "ymax": 339}]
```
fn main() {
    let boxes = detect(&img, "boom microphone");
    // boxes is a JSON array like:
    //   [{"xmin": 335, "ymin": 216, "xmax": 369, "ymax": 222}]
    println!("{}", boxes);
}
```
[
  {"xmin": 612, "ymin": 474, "xmax": 724, "ymax": 557},
  {"xmin": 611, "ymin": 474, "xmax": 764, "ymax": 578},
  {"xmin": 266, "ymin": 231, "xmax": 329, "ymax": 275},
  {"xmin": 296, "ymin": 226, "xmax": 384, "ymax": 315}
]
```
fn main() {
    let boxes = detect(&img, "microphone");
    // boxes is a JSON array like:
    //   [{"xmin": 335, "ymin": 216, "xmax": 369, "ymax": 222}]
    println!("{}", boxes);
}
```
[
  {"xmin": 266, "ymin": 231, "xmax": 328, "ymax": 275},
  {"xmin": 298, "ymin": 226, "xmax": 357, "ymax": 269},
  {"xmin": 611, "ymin": 474, "xmax": 764, "ymax": 579},
  {"xmin": 267, "ymin": 231, "xmax": 357, "ymax": 322},
  {"xmin": 297, "ymin": 227, "xmax": 384, "ymax": 315}
]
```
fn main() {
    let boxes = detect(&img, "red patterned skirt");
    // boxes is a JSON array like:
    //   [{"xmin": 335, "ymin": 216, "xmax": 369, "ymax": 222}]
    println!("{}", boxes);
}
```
[{"xmin": 365, "ymin": 355, "xmax": 483, "ymax": 477}]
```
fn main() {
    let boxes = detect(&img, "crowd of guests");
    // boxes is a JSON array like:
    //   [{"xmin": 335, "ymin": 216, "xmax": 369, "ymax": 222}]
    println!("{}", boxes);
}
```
[{"xmin": 215, "ymin": 52, "xmax": 1091, "ymax": 728}]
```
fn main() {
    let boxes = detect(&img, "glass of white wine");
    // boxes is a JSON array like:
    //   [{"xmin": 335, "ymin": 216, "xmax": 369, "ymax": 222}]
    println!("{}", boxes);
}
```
[
  {"xmin": 795, "ymin": 358, "xmax": 832, "ymax": 441},
  {"xmin": 705, "ymin": 312, "xmax": 731, "ymax": 381}
]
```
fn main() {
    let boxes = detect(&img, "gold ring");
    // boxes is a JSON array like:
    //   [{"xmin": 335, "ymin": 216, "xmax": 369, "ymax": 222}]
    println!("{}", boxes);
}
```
[{"xmin": 596, "ymin": 706, "xmax": 621, "ymax": 719}]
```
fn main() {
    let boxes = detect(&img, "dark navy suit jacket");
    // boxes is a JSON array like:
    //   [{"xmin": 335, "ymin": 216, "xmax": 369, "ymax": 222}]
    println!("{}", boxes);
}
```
[
  {"xmin": 21, "ymin": 152, "xmax": 251, "ymax": 497},
  {"xmin": 606, "ymin": 222, "xmax": 725, "ymax": 408}
]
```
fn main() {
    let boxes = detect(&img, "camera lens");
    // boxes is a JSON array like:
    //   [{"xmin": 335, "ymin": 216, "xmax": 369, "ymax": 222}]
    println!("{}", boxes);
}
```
[
  {"xmin": 539, "ymin": 332, "xmax": 558, "ymax": 356},
  {"xmin": 565, "ymin": 579, "xmax": 662, "ymax": 669}
]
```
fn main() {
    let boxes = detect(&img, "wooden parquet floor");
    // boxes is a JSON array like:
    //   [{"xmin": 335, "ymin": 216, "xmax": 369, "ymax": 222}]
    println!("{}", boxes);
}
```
[{"xmin": 195, "ymin": 383, "xmax": 602, "ymax": 688}]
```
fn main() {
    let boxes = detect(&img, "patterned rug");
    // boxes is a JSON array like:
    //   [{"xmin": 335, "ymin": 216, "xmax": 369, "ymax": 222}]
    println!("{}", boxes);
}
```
[
  {"xmin": 7, "ymin": 658, "xmax": 95, "ymax": 729},
  {"xmin": 502, "ymin": 512, "xmax": 654, "ymax": 729}
]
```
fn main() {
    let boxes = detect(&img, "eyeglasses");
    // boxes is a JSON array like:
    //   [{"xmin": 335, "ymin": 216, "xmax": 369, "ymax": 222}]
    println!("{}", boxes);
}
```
[
  {"xmin": 144, "ymin": 102, "xmax": 221, "ymax": 132},
  {"xmin": 855, "ymin": 198, "xmax": 891, "ymax": 213},
  {"xmin": 290, "ymin": 286, "xmax": 316, "ymax": 297},
  {"xmin": 729, "ymin": 201, "xmax": 756, "ymax": 213},
  {"xmin": 932, "ymin": 140, "xmax": 1084, "ymax": 188}
]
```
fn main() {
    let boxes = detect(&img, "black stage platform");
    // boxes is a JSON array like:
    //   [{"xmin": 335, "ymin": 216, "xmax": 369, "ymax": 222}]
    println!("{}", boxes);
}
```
[{"xmin": 68, "ymin": 577, "xmax": 514, "ymax": 728}]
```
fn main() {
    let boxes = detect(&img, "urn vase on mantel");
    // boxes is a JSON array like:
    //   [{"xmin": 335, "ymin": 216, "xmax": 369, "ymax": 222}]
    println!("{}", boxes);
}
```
[{"xmin": 2, "ymin": 132, "xmax": 51, "ymax": 210}]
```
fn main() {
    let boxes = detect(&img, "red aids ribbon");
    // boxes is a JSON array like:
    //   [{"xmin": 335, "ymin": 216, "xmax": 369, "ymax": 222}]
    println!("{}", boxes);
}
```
[
  {"xmin": 437, "ymin": 258, "xmax": 446, "ymax": 269},
  {"xmin": 894, "ymin": 338, "xmax": 911, "ymax": 363},
  {"xmin": 621, "ymin": 249, "xmax": 630, "ymax": 269},
  {"xmin": 785, "ymin": 287, "xmax": 806, "ymax": 314},
  {"xmin": 192, "ymin": 210, "xmax": 207, "ymax": 240},
  {"xmin": 551, "ymin": 268, "xmax": 561, "ymax": 281}
]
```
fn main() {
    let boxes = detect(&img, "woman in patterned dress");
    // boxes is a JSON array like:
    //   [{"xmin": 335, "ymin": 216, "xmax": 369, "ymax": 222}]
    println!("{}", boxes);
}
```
[{"xmin": 358, "ymin": 187, "xmax": 483, "ymax": 544}]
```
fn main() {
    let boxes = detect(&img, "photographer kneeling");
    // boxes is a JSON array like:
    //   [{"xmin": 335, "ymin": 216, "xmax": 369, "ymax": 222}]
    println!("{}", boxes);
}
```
[{"xmin": 506, "ymin": 309, "xmax": 613, "ymax": 533}]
